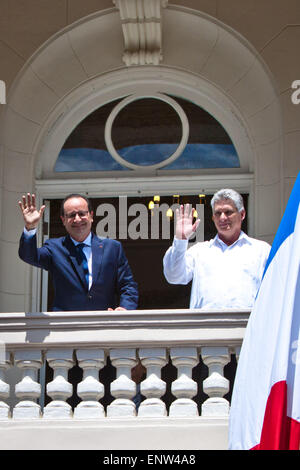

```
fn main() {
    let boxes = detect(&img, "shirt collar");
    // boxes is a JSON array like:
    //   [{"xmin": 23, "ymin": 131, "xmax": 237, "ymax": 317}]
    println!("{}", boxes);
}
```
[
  {"xmin": 71, "ymin": 232, "xmax": 92, "ymax": 247},
  {"xmin": 211, "ymin": 230, "xmax": 251, "ymax": 249}
]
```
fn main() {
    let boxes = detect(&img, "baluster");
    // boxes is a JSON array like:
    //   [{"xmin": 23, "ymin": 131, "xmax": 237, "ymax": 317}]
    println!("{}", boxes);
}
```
[
  {"xmin": 74, "ymin": 349, "xmax": 106, "ymax": 419},
  {"xmin": 169, "ymin": 347, "xmax": 198, "ymax": 417},
  {"xmin": 0, "ymin": 351, "xmax": 11, "ymax": 419},
  {"xmin": 43, "ymin": 349, "xmax": 74, "ymax": 419},
  {"xmin": 138, "ymin": 348, "xmax": 167, "ymax": 417},
  {"xmin": 107, "ymin": 348, "xmax": 137, "ymax": 418},
  {"xmin": 201, "ymin": 346, "xmax": 230, "ymax": 416},
  {"xmin": 13, "ymin": 350, "xmax": 42, "ymax": 419}
]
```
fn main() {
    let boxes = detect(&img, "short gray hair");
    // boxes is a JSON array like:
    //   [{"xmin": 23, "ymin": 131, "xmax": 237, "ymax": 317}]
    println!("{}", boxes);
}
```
[{"xmin": 211, "ymin": 189, "xmax": 245, "ymax": 213}]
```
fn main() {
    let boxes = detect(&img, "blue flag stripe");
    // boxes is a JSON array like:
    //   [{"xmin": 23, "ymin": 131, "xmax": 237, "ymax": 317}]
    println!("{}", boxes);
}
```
[{"xmin": 263, "ymin": 172, "xmax": 300, "ymax": 276}]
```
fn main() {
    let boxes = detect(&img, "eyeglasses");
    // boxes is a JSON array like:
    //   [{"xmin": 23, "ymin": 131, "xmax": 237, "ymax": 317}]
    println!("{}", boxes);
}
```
[
  {"xmin": 64, "ymin": 210, "xmax": 89, "ymax": 220},
  {"xmin": 213, "ymin": 210, "xmax": 237, "ymax": 218}
]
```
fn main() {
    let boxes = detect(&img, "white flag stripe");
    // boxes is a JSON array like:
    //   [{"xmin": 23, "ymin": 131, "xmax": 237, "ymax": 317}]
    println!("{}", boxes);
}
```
[
  {"xmin": 287, "ymin": 251, "xmax": 300, "ymax": 422},
  {"xmin": 229, "ymin": 236, "xmax": 294, "ymax": 448},
  {"xmin": 228, "ymin": 189, "xmax": 300, "ymax": 449}
]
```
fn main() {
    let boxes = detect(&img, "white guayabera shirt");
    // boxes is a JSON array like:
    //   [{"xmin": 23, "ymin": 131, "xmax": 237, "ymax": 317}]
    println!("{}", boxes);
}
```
[{"xmin": 163, "ymin": 231, "xmax": 271, "ymax": 310}]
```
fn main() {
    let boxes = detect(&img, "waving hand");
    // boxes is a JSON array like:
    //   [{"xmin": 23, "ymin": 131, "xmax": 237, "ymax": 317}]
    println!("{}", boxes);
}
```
[
  {"xmin": 175, "ymin": 204, "xmax": 200, "ymax": 240},
  {"xmin": 18, "ymin": 193, "xmax": 45, "ymax": 230}
]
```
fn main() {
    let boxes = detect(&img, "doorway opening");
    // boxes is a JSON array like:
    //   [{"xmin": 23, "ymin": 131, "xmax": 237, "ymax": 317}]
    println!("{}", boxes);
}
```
[{"xmin": 44, "ymin": 193, "xmax": 248, "ymax": 311}]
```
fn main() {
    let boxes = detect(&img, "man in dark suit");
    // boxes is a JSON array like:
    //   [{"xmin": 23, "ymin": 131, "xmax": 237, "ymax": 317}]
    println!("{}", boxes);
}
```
[{"xmin": 18, "ymin": 193, "xmax": 138, "ymax": 311}]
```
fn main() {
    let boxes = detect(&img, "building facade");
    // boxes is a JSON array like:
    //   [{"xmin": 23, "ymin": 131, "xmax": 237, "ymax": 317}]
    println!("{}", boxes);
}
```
[
  {"xmin": 1, "ymin": 0, "xmax": 299, "ymax": 313},
  {"xmin": 0, "ymin": 0, "xmax": 299, "ymax": 450}
]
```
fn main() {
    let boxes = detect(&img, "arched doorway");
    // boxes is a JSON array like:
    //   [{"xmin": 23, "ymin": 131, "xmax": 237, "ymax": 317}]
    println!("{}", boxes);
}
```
[
  {"xmin": 42, "ymin": 90, "xmax": 250, "ymax": 310},
  {"xmin": 0, "ymin": 6, "xmax": 282, "ymax": 313}
]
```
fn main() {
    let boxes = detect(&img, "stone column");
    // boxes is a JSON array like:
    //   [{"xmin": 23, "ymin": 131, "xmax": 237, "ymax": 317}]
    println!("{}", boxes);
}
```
[
  {"xmin": 138, "ymin": 347, "xmax": 167, "ymax": 417},
  {"xmin": 43, "ymin": 349, "xmax": 74, "ymax": 419},
  {"xmin": 169, "ymin": 347, "xmax": 198, "ymax": 417},
  {"xmin": 0, "ymin": 351, "xmax": 11, "ymax": 419},
  {"xmin": 201, "ymin": 347, "xmax": 230, "ymax": 416},
  {"xmin": 74, "ymin": 349, "xmax": 106, "ymax": 419},
  {"xmin": 107, "ymin": 348, "xmax": 137, "ymax": 417},
  {"xmin": 13, "ymin": 350, "xmax": 42, "ymax": 419}
]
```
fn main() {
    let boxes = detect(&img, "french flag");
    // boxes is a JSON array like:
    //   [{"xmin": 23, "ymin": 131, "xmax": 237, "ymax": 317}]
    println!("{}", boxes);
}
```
[{"xmin": 229, "ymin": 173, "xmax": 300, "ymax": 450}]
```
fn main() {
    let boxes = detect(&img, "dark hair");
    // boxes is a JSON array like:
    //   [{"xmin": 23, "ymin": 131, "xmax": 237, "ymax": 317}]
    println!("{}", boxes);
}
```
[{"xmin": 60, "ymin": 194, "xmax": 93, "ymax": 216}]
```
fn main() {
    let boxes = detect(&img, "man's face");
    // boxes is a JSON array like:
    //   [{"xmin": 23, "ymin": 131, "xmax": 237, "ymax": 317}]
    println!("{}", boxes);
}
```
[
  {"xmin": 61, "ymin": 197, "xmax": 93, "ymax": 242},
  {"xmin": 212, "ymin": 199, "xmax": 245, "ymax": 245}
]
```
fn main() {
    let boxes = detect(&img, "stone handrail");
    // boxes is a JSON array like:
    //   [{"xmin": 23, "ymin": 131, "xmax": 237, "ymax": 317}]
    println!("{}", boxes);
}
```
[{"xmin": 0, "ymin": 309, "xmax": 249, "ymax": 420}]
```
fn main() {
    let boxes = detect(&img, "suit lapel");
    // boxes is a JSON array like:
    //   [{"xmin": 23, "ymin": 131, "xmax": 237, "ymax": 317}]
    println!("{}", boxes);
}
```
[
  {"xmin": 64, "ymin": 235, "xmax": 88, "ymax": 291},
  {"xmin": 91, "ymin": 234, "xmax": 104, "ymax": 289}
]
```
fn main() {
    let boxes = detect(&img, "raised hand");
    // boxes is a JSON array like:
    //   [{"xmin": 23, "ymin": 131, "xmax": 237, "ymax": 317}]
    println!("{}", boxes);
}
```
[
  {"xmin": 175, "ymin": 203, "xmax": 200, "ymax": 240},
  {"xmin": 18, "ymin": 193, "xmax": 45, "ymax": 230}
]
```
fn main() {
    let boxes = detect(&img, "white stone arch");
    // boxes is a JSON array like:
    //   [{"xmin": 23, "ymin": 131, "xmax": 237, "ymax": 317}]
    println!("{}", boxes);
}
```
[{"xmin": 0, "ymin": 5, "xmax": 283, "ymax": 312}]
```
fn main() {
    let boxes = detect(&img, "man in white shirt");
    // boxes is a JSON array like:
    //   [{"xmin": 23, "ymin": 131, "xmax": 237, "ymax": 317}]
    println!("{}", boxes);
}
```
[{"xmin": 163, "ymin": 189, "xmax": 271, "ymax": 309}]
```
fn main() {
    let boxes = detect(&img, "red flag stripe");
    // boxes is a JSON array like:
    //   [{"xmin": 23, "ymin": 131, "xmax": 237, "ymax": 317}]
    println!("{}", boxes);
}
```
[{"xmin": 251, "ymin": 381, "xmax": 300, "ymax": 450}]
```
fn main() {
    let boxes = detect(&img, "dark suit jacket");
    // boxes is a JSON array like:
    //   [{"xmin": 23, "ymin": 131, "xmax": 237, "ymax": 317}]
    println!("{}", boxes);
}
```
[{"xmin": 19, "ymin": 232, "xmax": 138, "ymax": 311}]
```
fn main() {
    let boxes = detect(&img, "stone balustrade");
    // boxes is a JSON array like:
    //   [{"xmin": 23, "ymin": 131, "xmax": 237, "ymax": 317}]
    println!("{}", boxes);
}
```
[{"xmin": 0, "ymin": 309, "xmax": 248, "ymax": 422}]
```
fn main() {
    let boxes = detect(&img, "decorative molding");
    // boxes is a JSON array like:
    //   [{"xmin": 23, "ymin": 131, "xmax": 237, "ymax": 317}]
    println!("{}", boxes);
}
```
[
  {"xmin": 113, "ymin": 0, "xmax": 168, "ymax": 65},
  {"xmin": 104, "ymin": 92, "xmax": 189, "ymax": 170},
  {"xmin": 0, "ymin": 309, "xmax": 249, "ymax": 349}
]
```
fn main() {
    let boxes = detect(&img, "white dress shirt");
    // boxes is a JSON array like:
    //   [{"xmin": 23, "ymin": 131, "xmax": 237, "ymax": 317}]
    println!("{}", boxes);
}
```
[{"xmin": 163, "ymin": 231, "xmax": 271, "ymax": 310}]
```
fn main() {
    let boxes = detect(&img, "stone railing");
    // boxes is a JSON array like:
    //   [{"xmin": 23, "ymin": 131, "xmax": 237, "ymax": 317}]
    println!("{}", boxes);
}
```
[{"xmin": 0, "ymin": 309, "xmax": 248, "ymax": 421}]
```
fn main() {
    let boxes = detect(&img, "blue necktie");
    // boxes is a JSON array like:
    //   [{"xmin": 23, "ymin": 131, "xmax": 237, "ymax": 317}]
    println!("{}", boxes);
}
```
[{"xmin": 76, "ymin": 243, "xmax": 89, "ymax": 288}]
